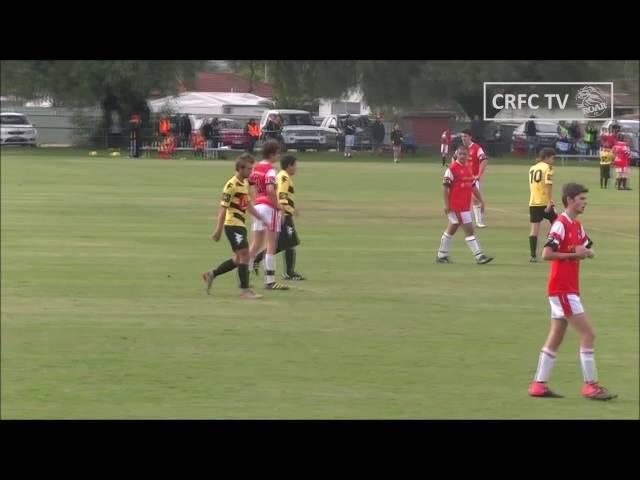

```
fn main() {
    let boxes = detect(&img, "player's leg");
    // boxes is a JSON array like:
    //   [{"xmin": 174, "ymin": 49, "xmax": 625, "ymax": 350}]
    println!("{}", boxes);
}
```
[
  {"xmin": 249, "ymin": 204, "xmax": 268, "ymax": 273},
  {"xmin": 599, "ymin": 164, "xmax": 606, "ymax": 189},
  {"xmin": 564, "ymin": 302, "xmax": 616, "ymax": 400},
  {"xmin": 280, "ymin": 216, "xmax": 304, "ymax": 280},
  {"xmin": 461, "ymin": 217, "xmax": 493, "ymax": 264},
  {"xmin": 529, "ymin": 207, "xmax": 542, "ymax": 262},
  {"xmin": 436, "ymin": 215, "xmax": 459, "ymax": 263},
  {"xmin": 264, "ymin": 208, "xmax": 289, "ymax": 290},
  {"xmin": 603, "ymin": 164, "xmax": 610, "ymax": 189},
  {"xmin": 235, "ymin": 246, "xmax": 262, "ymax": 299},
  {"xmin": 202, "ymin": 226, "xmax": 242, "ymax": 295},
  {"xmin": 529, "ymin": 311, "xmax": 567, "ymax": 398},
  {"xmin": 472, "ymin": 180, "xmax": 486, "ymax": 228}
]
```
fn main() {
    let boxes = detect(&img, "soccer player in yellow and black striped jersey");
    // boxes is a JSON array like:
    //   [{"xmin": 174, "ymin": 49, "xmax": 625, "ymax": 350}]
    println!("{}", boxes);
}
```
[
  {"xmin": 253, "ymin": 155, "xmax": 305, "ymax": 280},
  {"xmin": 201, "ymin": 154, "xmax": 269, "ymax": 299},
  {"xmin": 528, "ymin": 148, "xmax": 558, "ymax": 262}
]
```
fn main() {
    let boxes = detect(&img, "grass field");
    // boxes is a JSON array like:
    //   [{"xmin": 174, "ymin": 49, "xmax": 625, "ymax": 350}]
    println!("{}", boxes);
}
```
[{"xmin": 1, "ymin": 148, "xmax": 638, "ymax": 419}]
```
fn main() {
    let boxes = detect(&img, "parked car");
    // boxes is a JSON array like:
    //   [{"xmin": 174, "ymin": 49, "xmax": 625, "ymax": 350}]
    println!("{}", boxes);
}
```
[
  {"xmin": 192, "ymin": 117, "xmax": 250, "ymax": 149},
  {"xmin": 260, "ymin": 109, "xmax": 328, "ymax": 152},
  {"xmin": 603, "ymin": 119, "xmax": 639, "ymax": 151},
  {"xmin": 512, "ymin": 120, "xmax": 560, "ymax": 154},
  {"xmin": 1, "ymin": 112, "xmax": 38, "ymax": 147},
  {"xmin": 320, "ymin": 114, "xmax": 372, "ymax": 151}
]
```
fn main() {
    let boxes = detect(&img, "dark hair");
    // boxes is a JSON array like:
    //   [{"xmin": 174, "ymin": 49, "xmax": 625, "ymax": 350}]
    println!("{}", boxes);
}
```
[
  {"xmin": 280, "ymin": 154, "xmax": 297, "ymax": 170},
  {"xmin": 538, "ymin": 147, "xmax": 556, "ymax": 160},
  {"xmin": 617, "ymin": 132, "xmax": 626, "ymax": 141},
  {"xmin": 462, "ymin": 128, "xmax": 472, "ymax": 136},
  {"xmin": 262, "ymin": 140, "xmax": 281, "ymax": 159},
  {"xmin": 561, "ymin": 183, "xmax": 589, "ymax": 207}
]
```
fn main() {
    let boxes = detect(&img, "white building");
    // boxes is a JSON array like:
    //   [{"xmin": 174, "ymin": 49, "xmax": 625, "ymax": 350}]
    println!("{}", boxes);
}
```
[
  {"xmin": 319, "ymin": 89, "xmax": 372, "ymax": 116},
  {"xmin": 148, "ymin": 92, "xmax": 274, "ymax": 117}
]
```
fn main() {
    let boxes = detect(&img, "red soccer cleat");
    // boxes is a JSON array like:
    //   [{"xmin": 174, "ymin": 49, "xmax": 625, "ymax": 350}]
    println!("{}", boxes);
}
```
[
  {"xmin": 528, "ymin": 381, "xmax": 564, "ymax": 398},
  {"xmin": 582, "ymin": 383, "xmax": 617, "ymax": 401}
]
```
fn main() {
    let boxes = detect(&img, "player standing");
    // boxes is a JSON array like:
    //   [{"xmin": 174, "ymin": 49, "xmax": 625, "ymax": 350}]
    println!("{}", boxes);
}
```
[
  {"xmin": 440, "ymin": 128, "xmax": 452, "ymax": 166},
  {"xmin": 528, "ymin": 148, "xmax": 558, "ymax": 262},
  {"xmin": 248, "ymin": 141, "xmax": 289, "ymax": 290},
  {"xmin": 436, "ymin": 146, "xmax": 494, "ymax": 265},
  {"xmin": 461, "ymin": 129, "xmax": 488, "ymax": 228},
  {"xmin": 528, "ymin": 183, "xmax": 617, "ymax": 400},
  {"xmin": 612, "ymin": 133, "xmax": 632, "ymax": 191},
  {"xmin": 201, "ymin": 155, "xmax": 269, "ymax": 299}
]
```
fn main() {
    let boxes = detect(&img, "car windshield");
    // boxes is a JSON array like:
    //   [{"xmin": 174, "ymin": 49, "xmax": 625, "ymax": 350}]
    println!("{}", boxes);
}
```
[
  {"xmin": 536, "ymin": 123, "xmax": 559, "ymax": 133},
  {"xmin": 1, "ymin": 114, "xmax": 29, "ymax": 125},
  {"xmin": 339, "ymin": 116, "xmax": 369, "ymax": 128},
  {"xmin": 280, "ymin": 113, "xmax": 315, "ymax": 126},
  {"xmin": 617, "ymin": 122, "xmax": 639, "ymax": 134}
]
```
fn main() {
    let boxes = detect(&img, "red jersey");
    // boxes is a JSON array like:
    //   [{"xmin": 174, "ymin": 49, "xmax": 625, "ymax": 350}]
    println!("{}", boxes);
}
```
[
  {"xmin": 600, "ymin": 133, "xmax": 616, "ymax": 149},
  {"xmin": 441, "ymin": 130, "xmax": 452, "ymax": 145},
  {"xmin": 250, "ymin": 160, "xmax": 277, "ymax": 206},
  {"xmin": 443, "ymin": 160, "xmax": 476, "ymax": 212},
  {"xmin": 467, "ymin": 142, "xmax": 487, "ymax": 176},
  {"xmin": 612, "ymin": 140, "xmax": 630, "ymax": 168},
  {"xmin": 545, "ymin": 213, "xmax": 592, "ymax": 296}
]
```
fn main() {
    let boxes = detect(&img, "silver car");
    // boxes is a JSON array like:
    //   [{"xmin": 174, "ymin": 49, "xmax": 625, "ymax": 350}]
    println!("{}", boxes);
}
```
[{"xmin": 1, "ymin": 112, "xmax": 38, "ymax": 147}]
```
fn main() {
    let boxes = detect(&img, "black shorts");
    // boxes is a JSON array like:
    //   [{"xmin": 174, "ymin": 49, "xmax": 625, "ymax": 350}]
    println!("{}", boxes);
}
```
[
  {"xmin": 224, "ymin": 225, "xmax": 249, "ymax": 252},
  {"xmin": 277, "ymin": 215, "xmax": 300, "ymax": 251},
  {"xmin": 529, "ymin": 206, "xmax": 558, "ymax": 224},
  {"xmin": 600, "ymin": 164, "xmax": 611, "ymax": 179}
]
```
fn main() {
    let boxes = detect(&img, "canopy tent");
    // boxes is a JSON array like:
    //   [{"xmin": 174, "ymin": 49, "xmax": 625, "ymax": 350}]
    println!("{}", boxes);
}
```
[{"xmin": 148, "ymin": 92, "xmax": 274, "ymax": 116}]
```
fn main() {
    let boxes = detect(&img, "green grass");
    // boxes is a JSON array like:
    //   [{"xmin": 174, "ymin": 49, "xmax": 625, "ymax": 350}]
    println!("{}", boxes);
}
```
[{"xmin": 1, "ymin": 148, "xmax": 638, "ymax": 419}]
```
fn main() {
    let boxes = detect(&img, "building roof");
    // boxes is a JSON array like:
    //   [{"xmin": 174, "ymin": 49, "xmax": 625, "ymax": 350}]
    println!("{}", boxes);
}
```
[
  {"xmin": 148, "ymin": 92, "xmax": 274, "ymax": 115},
  {"xmin": 181, "ymin": 72, "xmax": 274, "ymax": 98}
]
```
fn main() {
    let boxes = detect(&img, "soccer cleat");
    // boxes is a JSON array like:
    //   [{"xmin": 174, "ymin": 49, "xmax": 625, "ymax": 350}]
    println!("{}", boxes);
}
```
[
  {"xmin": 476, "ymin": 223, "xmax": 487, "ymax": 228},
  {"xmin": 252, "ymin": 264, "xmax": 260, "ymax": 276},
  {"xmin": 436, "ymin": 256, "xmax": 452, "ymax": 263},
  {"xmin": 202, "ymin": 271, "xmax": 215, "ymax": 295},
  {"xmin": 283, "ymin": 272, "xmax": 306, "ymax": 281},
  {"xmin": 528, "ymin": 381, "xmax": 564, "ymax": 398},
  {"xmin": 529, "ymin": 256, "xmax": 538, "ymax": 263},
  {"xmin": 582, "ymin": 383, "xmax": 617, "ymax": 401},
  {"xmin": 265, "ymin": 281, "xmax": 290, "ymax": 290},
  {"xmin": 476, "ymin": 254, "xmax": 494, "ymax": 265},
  {"xmin": 240, "ymin": 289, "xmax": 262, "ymax": 300}
]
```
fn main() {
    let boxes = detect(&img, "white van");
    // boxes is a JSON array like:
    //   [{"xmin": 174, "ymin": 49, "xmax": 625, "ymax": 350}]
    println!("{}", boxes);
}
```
[{"xmin": 260, "ymin": 109, "xmax": 327, "ymax": 152}]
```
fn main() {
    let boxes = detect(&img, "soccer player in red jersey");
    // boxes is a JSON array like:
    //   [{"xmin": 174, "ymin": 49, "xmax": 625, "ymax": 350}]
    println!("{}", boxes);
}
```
[
  {"xmin": 440, "ymin": 128, "xmax": 452, "ymax": 166},
  {"xmin": 528, "ymin": 183, "xmax": 617, "ymax": 400},
  {"xmin": 248, "ymin": 140, "xmax": 289, "ymax": 290},
  {"xmin": 612, "ymin": 133, "xmax": 632, "ymax": 190},
  {"xmin": 461, "ymin": 129, "xmax": 488, "ymax": 228},
  {"xmin": 436, "ymin": 146, "xmax": 494, "ymax": 265}
]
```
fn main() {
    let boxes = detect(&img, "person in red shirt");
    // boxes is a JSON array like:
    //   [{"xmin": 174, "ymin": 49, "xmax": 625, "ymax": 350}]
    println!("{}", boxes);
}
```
[
  {"xmin": 528, "ymin": 183, "xmax": 616, "ymax": 400},
  {"xmin": 248, "ymin": 140, "xmax": 289, "ymax": 290},
  {"xmin": 440, "ymin": 128, "xmax": 452, "ymax": 167},
  {"xmin": 436, "ymin": 146, "xmax": 494, "ymax": 265},
  {"xmin": 461, "ymin": 129, "xmax": 488, "ymax": 228},
  {"xmin": 612, "ymin": 133, "xmax": 632, "ymax": 190}
]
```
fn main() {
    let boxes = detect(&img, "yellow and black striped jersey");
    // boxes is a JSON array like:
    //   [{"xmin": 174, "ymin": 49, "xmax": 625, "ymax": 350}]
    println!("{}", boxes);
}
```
[
  {"xmin": 277, "ymin": 170, "xmax": 295, "ymax": 215},
  {"xmin": 220, "ymin": 175, "xmax": 249, "ymax": 226},
  {"xmin": 529, "ymin": 161, "xmax": 553, "ymax": 206}
]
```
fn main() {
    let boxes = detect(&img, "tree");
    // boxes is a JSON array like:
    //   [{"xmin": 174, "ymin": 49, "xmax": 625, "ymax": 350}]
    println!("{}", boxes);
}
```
[{"xmin": 0, "ymin": 60, "xmax": 205, "ymax": 123}]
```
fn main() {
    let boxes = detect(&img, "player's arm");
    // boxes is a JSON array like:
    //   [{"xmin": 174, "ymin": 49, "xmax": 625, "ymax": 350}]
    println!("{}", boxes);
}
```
[
  {"xmin": 442, "ymin": 170, "xmax": 452, "ymax": 214},
  {"xmin": 544, "ymin": 171, "xmax": 554, "ymax": 211},
  {"xmin": 214, "ymin": 183, "xmax": 235, "ymax": 242},
  {"xmin": 477, "ymin": 148, "xmax": 488, "ymax": 179},
  {"xmin": 542, "ymin": 223, "xmax": 591, "ymax": 260},
  {"xmin": 472, "ymin": 183, "xmax": 485, "ymax": 211}
]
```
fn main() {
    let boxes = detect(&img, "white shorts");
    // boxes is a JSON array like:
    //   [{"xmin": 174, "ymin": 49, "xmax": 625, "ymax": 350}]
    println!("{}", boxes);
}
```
[
  {"xmin": 616, "ymin": 166, "xmax": 629, "ymax": 177},
  {"xmin": 549, "ymin": 294, "xmax": 584, "ymax": 319},
  {"xmin": 441, "ymin": 144, "xmax": 449, "ymax": 155},
  {"xmin": 447, "ymin": 211, "xmax": 473, "ymax": 225},
  {"xmin": 345, "ymin": 135, "xmax": 355, "ymax": 147},
  {"xmin": 252, "ymin": 203, "xmax": 281, "ymax": 233}
]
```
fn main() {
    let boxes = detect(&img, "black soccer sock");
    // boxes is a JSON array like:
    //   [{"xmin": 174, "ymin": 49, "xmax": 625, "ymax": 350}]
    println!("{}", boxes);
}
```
[
  {"xmin": 442, "ymin": 156, "xmax": 446, "ymax": 166},
  {"xmin": 213, "ymin": 258, "xmax": 237, "ymax": 277},
  {"xmin": 284, "ymin": 249, "xmax": 295, "ymax": 276},
  {"xmin": 529, "ymin": 236, "xmax": 537, "ymax": 258},
  {"xmin": 254, "ymin": 249, "xmax": 266, "ymax": 266},
  {"xmin": 238, "ymin": 264, "xmax": 249, "ymax": 289},
  {"xmin": 600, "ymin": 174, "xmax": 604, "ymax": 188}
]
